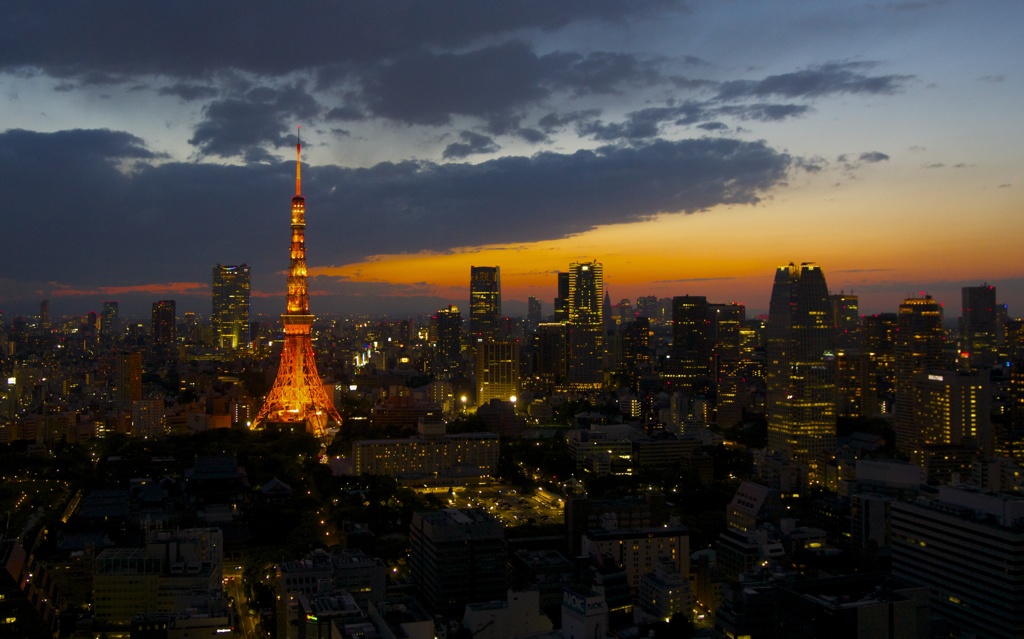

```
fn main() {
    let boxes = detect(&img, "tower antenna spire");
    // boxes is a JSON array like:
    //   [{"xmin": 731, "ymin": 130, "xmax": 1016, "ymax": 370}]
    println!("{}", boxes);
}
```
[{"xmin": 295, "ymin": 125, "xmax": 302, "ymax": 197}]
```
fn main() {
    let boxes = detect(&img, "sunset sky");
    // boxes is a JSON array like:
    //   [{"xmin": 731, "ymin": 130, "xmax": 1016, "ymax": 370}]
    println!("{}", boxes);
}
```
[{"xmin": 1, "ymin": 1, "xmax": 1021, "ymax": 320}]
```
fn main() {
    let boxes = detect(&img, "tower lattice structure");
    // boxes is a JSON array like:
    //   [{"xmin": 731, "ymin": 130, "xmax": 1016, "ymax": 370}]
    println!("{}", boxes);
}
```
[{"xmin": 252, "ymin": 132, "xmax": 341, "ymax": 436}]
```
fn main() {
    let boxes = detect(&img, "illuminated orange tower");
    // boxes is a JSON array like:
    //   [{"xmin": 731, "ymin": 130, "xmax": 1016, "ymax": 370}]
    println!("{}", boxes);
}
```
[{"xmin": 252, "ymin": 130, "xmax": 341, "ymax": 436}]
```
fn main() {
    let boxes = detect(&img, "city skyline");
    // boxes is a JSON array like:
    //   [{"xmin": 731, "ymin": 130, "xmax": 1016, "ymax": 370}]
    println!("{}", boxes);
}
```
[{"xmin": 1, "ymin": 1, "xmax": 1022, "ymax": 319}]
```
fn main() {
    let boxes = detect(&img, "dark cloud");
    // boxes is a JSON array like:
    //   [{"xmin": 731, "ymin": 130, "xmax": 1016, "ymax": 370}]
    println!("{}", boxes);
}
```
[
  {"xmin": 697, "ymin": 121, "xmax": 728, "ymax": 131},
  {"xmin": 716, "ymin": 62, "xmax": 911, "ymax": 100},
  {"xmin": 0, "ymin": 1, "xmax": 682, "ymax": 80},
  {"xmin": 442, "ymin": 131, "xmax": 501, "ymax": 160},
  {"xmin": 515, "ymin": 128, "xmax": 548, "ymax": 144},
  {"xmin": 544, "ymin": 51, "xmax": 663, "ymax": 95},
  {"xmin": 357, "ymin": 42, "xmax": 547, "ymax": 127},
  {"xmin": 837, "ymin": 150, "xmax": 889, "ymax": 173},
  {"xmin": 538, "ymin": 109, "xmax": 602, "ymax": 133},
  {"xmin": 717, "ymin": 103, "xmax": 810, "ymax": 122},
  {"xmin": 188, "ymin": 84, "xmax": 322, "ymax": 159},
  {"xmin": 0, "ymin": 128, "xmax": 790, "ymax": 314},
  {"xmin": 354, "ymin": 43, "xmax": 666, "ymax": 129},
  {"xmin": 579, "ymin": 103, "xmax": 708, "ymax": 141},
  {"xmin": 158, "ymin": 83, "xmax": 219, "ymax": 101},
  {"xmin": 794, "ymin": 157, "xmax": 827, "ymax": 173},
  {"xmin": 324, "ymin": 105, "xmax": 368, "ymax": 122},
  {"xmin": 578, "ymin": 100, "xmax": 807, "ymax": 142},
  {"xmin": 313, "ymin": 137, "xmax": 791, "ymax": 259},
  {"xmin": 858, "ymin": 151, "xmax": 889, "ymax": 163}
]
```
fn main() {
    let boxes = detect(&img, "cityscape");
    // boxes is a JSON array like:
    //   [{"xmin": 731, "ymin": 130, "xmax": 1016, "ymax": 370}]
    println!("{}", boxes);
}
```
[{"xmin": 2, "ymin": 2, "xmax": 1024, "ymax": 639}]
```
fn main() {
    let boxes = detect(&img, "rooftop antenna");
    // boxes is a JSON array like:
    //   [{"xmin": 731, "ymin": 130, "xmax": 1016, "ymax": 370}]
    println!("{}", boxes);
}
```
[{"xmin": 295, "ymin": 125, "xmax": 302, "ymax": 197}]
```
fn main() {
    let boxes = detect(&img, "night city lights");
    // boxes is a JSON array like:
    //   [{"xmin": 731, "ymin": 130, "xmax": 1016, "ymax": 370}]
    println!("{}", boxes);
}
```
[{"xmin": 0, "ymin": 2, "xmax": 1022, "ymax": 638}]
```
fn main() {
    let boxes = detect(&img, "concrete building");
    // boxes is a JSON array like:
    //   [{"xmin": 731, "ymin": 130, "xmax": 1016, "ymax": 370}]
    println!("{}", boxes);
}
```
[
  {"xmin": 352, "ymin": 430, "xmax": 499, "ymax": 480},
  {"xmin": 409, "ymin": 509, "xmax": 507, "ymax": 615},
  {"xmin": 582, "ymin": 526, "xmax": 689, "ymax": 592},
  {"xmin": 636, "ymin": 557, "xmax": 693, "ymax": 623},
  {"xmin": 462, "ymin": 590, "xmax": 553, "ymax": 639},
  {"xmin": 891, "ymin": 485, "xmax": 1024, "ymax": 637}
]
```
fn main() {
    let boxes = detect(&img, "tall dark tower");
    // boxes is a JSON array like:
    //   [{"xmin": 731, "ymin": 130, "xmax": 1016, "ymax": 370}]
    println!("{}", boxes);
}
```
[
  {"xmin": 151, "ymin": 300, "xmax": 176, "ymax": 346},
  {"xmin": 961, "ymin": 283, "xmax": 997, "ymax": 367},
  {"xmin": 253, "ymin": 131, "xmax": 341, "ymax": 436},
  {"xmin": 766, "ymin": 263, "xmax": 836, "ymax": 471},
  {"xmin": 432, "ymin": 305, "xmax": 463, "ymax": 381},
  {"xmin": 469, "ymin": 266, "xmax": 501, "ymax": 341},
  {"xmin": 567, "ymin": 260, "xmax": 603, "ymax": 386},
  {"xmin": 894, "ymin": 295, "xmax": 945, "ymax": 455},
  {"xmin": 669, "ymin": 295, "xmax": 711, "ymax": 391}
]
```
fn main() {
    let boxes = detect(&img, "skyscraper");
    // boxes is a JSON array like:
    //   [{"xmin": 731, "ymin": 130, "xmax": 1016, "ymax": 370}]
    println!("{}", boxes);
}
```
[
  {"xmin": 409, "ymin": 509, "xmax": 507, "ymax": 616},
  {"xmin": 1007, "ymin": 320, "xmax": 1024, "ymax": 462},
  {"xmin": 116, "ymin": 351, "xmax": 142, "ymax": 433},
  {"xmin": 567, "ymin": 261, "xmax": 603, "ymax": 386},
  {"xmin": 669, "ymin": 295, "xmax": 712, "ymax": 391},
  {"xmin": 711, "ymin": 303, "xmax": 746, "ymax": 429},
  {"xmin": 862, "ymin": 313, "xmax": 898, "ymax": 415},
  {"xmin": 829, "ymin": 293, "xmax": 860, "ymax": 349},
  {"xmin": 433, "ymin": 305, "xmax": 463, "ymax": 381},
  {"xmin": 151, "ymin": 300, "xmax": 176, "ymax": 346},
  {"xmin": 469, "ymin": 266, "xmax": 501, "ymax": 342},
  {"xmin": 893, "ymin": 295, "xmax": 945, "ymax": 455},
  {"xmin": 526, "ymin": 296, "xmax": 542, "ymax": 334},
  {"xmin": 554, "ymin": 272, "xmax": 570, "ymax": 322},
  {"xmin": 765, "ymin": 263, "xmax": 836, "ymax": 468},
  {"xmin": 475, "ymin": 340, "xmax": 520, "ymax": 405},
  {"xmin": 253, "ymin": 134, "xmax": 341, "ymax": 436},
  {"xmin": 961, "ymin": 283, "xmax": 997, "ymax": 367},
  {"xmin": 212, "ymin": 263, "xmax": 251, "ymax": 350},
  {"xmin": 101, "ymin": 300, "xmax": 119, "ymax": 339}
]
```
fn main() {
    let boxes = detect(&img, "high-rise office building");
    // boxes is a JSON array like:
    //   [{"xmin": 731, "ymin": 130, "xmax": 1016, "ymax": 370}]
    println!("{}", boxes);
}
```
[
  {"xmin": 669, "ymin": 296, "xmax": 712, "ymax": 391},
  {"xmin": 636, "ymin": 296, "xmax": 659, "ymax": 321},
  {"xmin": 1007, "ymin": 320, "xmax": 1024, "ymax": 462},
  {"xmin": 212, "ymin": 263, "xmax": 251, "ymax": 350},
  {"xmin": 765, "ymin": 263, "xmax": 836, "ymax": 467},
  {"xmin": 567, "ymin": 261, "xmax": 604, "ymax": 386},
  {"xmin": 475, "ymin": 341, "xmax": 520, "ymax": 405},
  {"xmin": 711, "ymin": 303, "xmax": 746, "ymax": 429},
  {"xmin": 620, "ymin": 316, "xmax": 651, "ymax": 376},
  {"xmin": 116, "ymin": 351, "xmax": 143, "ymax": 432},
  {"xmin": 526, "ymin": 296, "xmax": 542, "ymax": 334},
  {"xmin": 101, "ymin": 300, "xmax": 119, "ymax": 339},
  {"xmin": 469, "ymin": 266, "xmax": 501, "ymax": 341},
  {"xmin": 829, "ymin": 293, "xmax": 860, "ymax": 349},
  {"xmin": 534, "ymin": 323, "xmax": 567, "ymax": 385},
  {"xmin": 891, "ymin": 486, "xmax": 1024, "ymax": 638},
  {"xmin": 39, "ymin": 299, "xmax": 50, "ymax": 329},
  {"xmin": 432, "ymin": 305, "xmax": 463, "ymax": 381},
  {"xmin": 151, "ymin": 300, "xmax": 176, "ymax": 346},
  {"xmin": 894, "ymin": 295, "xmax": 945, "ymax": 455},
  {"xmin": 862, "ymin": 313, "xmax": 898, "ymax": 415},
  {"xmin": 910, "ymin": 370, "xmax": 991, "ymax": 461},
  {"xmin": 961, "ymin": 283, "xmax": 997, "ymax": 367},
  {"xmin": 409, "ymin": 509, "xmax": 507, "ymax": 615},
  {"xmin": 554, "ymin": 272, "xmax": 570, "ymax": 322},
  {"xmin": 253, "ymin": 135, "xmax": 342, "ymax": 436}
]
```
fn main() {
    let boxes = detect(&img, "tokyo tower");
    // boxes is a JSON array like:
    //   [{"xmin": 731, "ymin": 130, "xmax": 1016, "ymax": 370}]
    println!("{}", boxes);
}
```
[{"xmin": 252, "ymin": 130, "xmax": 342, "ymax": 437}]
